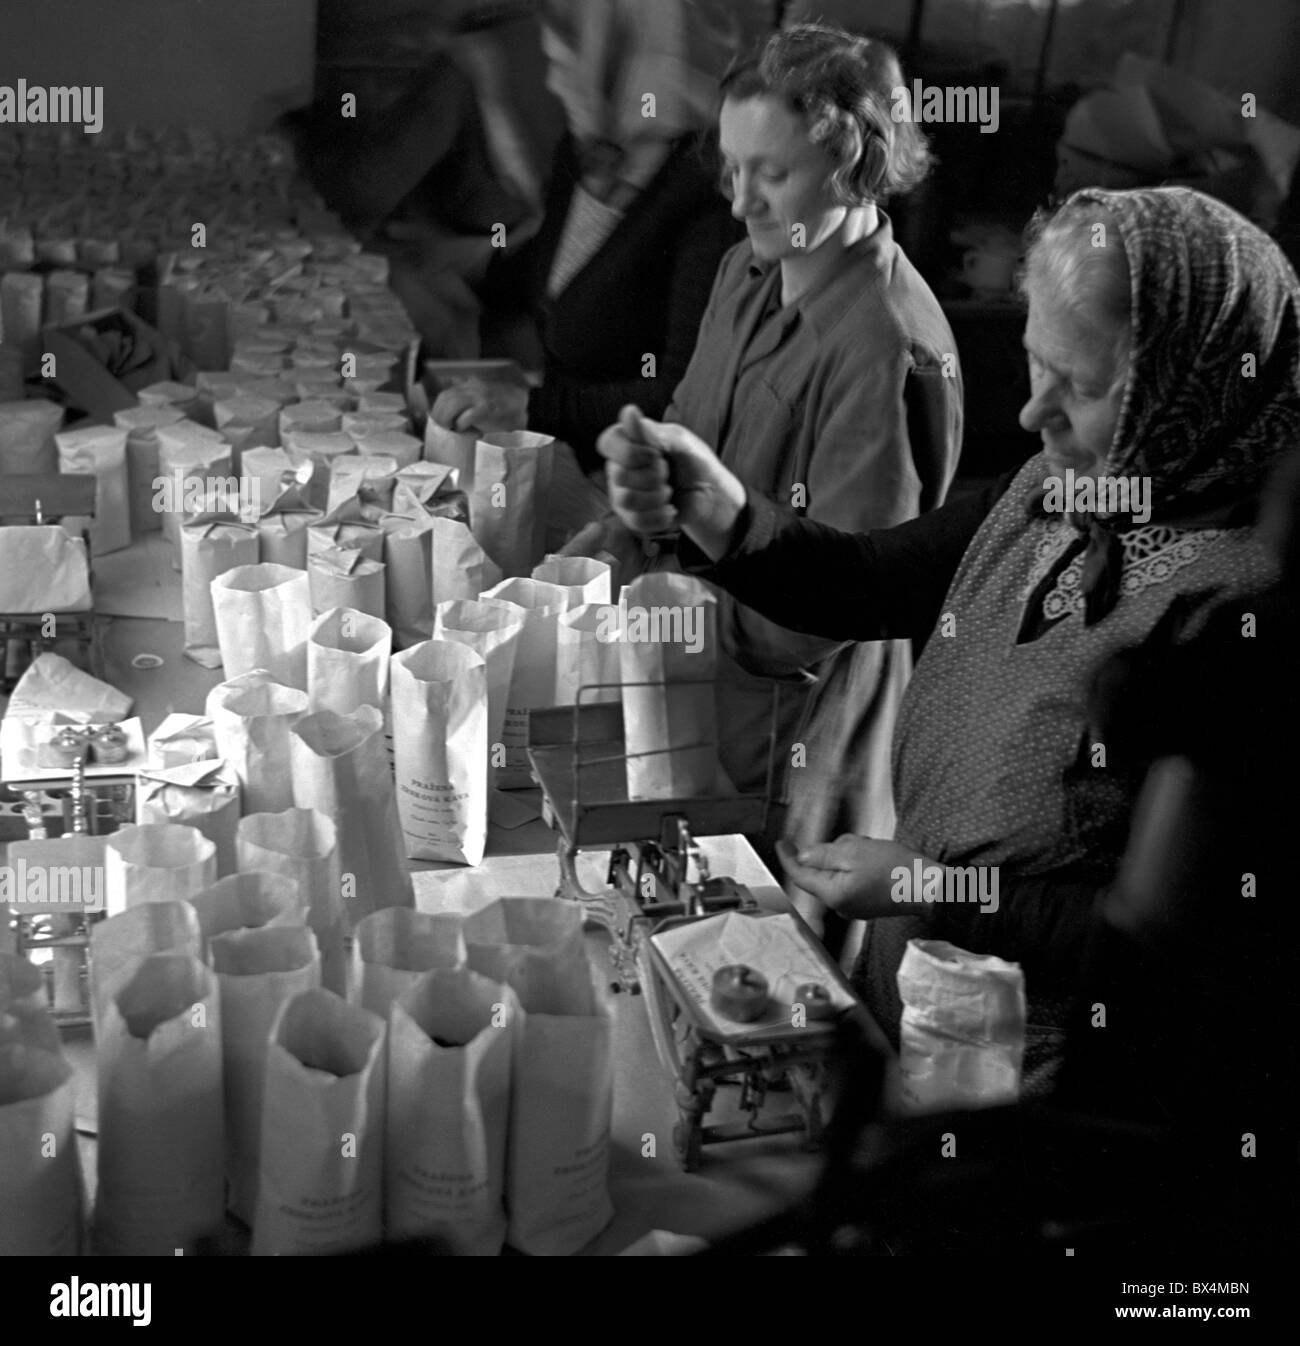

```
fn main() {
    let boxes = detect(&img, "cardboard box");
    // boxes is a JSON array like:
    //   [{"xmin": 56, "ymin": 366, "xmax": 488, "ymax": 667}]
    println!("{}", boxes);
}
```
[{"xmin": 40, "ymin": 306, "xmax": 177, "ymax": 419}]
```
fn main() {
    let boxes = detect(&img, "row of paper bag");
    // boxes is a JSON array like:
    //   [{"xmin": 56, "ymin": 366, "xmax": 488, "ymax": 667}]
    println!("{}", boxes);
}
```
[{"xmin": 0, "ymin": 896, "xmax": 612, "ymax": 1256}]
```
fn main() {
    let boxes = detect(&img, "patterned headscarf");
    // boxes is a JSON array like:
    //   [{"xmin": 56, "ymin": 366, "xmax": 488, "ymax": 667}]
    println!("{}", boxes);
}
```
[{"xmin": 1030, "ymin": 186, "xmax": 1300, "ymax": 623}]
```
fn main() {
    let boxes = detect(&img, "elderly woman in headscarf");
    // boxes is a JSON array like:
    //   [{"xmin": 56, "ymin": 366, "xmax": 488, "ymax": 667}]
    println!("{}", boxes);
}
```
[
  {"xmin": 598, "ymin": 186, "xmax": 1299, "ymax": 1088},
  {"xmin": 435, "ymin": 0, "xmax": 771, "ymax": 467}
]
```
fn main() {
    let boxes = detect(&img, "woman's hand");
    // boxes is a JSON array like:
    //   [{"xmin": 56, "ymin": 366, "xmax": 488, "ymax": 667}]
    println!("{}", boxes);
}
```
[
  {"xmin": 431, "ymin": 378, "xmax": 529, "ymax": 435},
  {"xmin": 596, "ymin": 405, "xmax": 747, "ymax": 560},
  {"xmin": 776, "ymin": 835, "xmax": 943, "ymax": 922}
]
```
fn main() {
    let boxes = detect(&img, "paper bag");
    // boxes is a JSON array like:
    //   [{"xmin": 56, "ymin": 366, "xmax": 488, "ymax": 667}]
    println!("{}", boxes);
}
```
[
  {"xmin": 290, "ymin": 704, "xmax": 414, "ymax": 925},
  {"xmin": 307, "ymin": 606, "xmax": 391, "ymax": 715},
  {"xmin": 254, "ymin": 488, "xmax": 321, "ymax": 569},
  {"xmin": 480, "ymin": 578, "xmax": 567, "ymax": 788},
  {"xmin": 114, "ymin": 403, "xmax": 185, "ymax": 533},
  {"xmin": 181, "ymin": 511, "xmax": 260, "ymax": 668},
  {"xmin": 45, "ymin": 268, "xmax": 89, "ymax": 325},
  {"xmin": 390, "ymin": 640, "xmax": 489, "ymax": 865},
  {"xmin": 94, "ymin": 954, "xmax": 224, "ymax": 1254},
  {"xmin": 353, "ymin": 430, "xmax": 421, "ymax": 468},
  {"xmin": 211, "ymin": 923, "xmax": 320, "ymax": 1225},
  {"xmin": 0, "ymin": 397, "xmax": 63, "ymax": 474},
  {"xmin": 431, "ymin": 516, "xmax": 500, "ymax": 605},
  {"xmin": 146, "ymin": 712, "xmax": 217, "ymax": 768},
  {"xmin": 423, "ymin": 420, "xmax": 476, "ymax": 485},
  {"xmin": 432, "ymin": 599, "xmax": 524, "ymax": 783},
  {"xmin": 157, "ymin": 420, "xmax": 232, "ymax": 564},
  {"xmin": 280, "ymin": 401, "xmax": 344, "ymax": 440},
  {"xmin": 103, "ymin": 822, "xmax": 216, "ymax": 917},
  {"xmin": 619, "ymin": 573, "xmax": 721, "ymax": 799},
  {"xmin": 390, "ymin": 461, "xmax": 468, "ymax": 523},
  {"xmin": 463, "ymin": 901, "xmax": 611, "ymax": 1255},
  {"xmin": 309, "ymin": 545, "xmax": 386, "ymax": 621},
  {"xmin": 345, "ymin": 410, "xmax": 408, "ymax": 441},
  {"xmin": 379, "ymin": 513, "xmax": 439, "ymax": 649},
  {"xmin": 307, "ymin": 497, "xmax": 385, "ymax": 564},
  {"xmin": 555, "ymin": 603, "xmax": 622, "ymax": 707},
  {"xmin": 188, "ymin": 870, "xmax": 305, "ymax": 953},
  {"xmin": 135, "ymin": 759, "xmax": 241, "ymax": 876},
  {"xmin": 236, "ymin": 809, "xmax": 348, "ymax": 997},
  {"xmin": 241, "ymin": 446, "xmax": 313, "ymax": 516},
  {"xmin": 214, "ymin": 394, "xmax": 281, "ymax": 453},
  {"xmin": 0, "ymin": 1039, "xmax": 85, "ymax": 1254},
  {"xmin": 386, "ymin": 970, "xmax": 514, "ymax": 1253},
  {"xmin": 252, "ymin": 988, "xmax": 386, "ymax": 1256},
  {"xmin": 533, "ymin": 555, "xmax": 613, "ymax": 609},
  {"xmin": 0, "ymin": 526, "xmax": 91, "ymax": 612},
  {"xmin": 55, "ymin": 423, "xmax": 131, "ymax": 554},
  {"xmin": 5, "ymin": 651, "xmax": 130, "ymax": 721},
  {"xmin": 470, "ymin": 431, "xmax": 554, "ymax": 578},
  {"xmin": 0, "ymin": 951, "xmax": 46, "ymax": 1012},
  {"xmin": 897, "ymin": 939, "xmax": 1026, "ymax": 1112},
  {"xmin": 206, "ymin": 669, "xmax": 309, "ymax": 815},
  {"xmin": 88, "ymin": 899, "xmax": 203, "ymax": 1034},
  {"xmin": 210, "ymin": 562, "xmax": 312, "ymax": 689},
  {"xmin": 351, "ymin": 907, "xmax": 464, "ymax": 1018},
  {"xmin": 137, "ymin": 380, "xmax": 201, "ymax": 419},
  {"xmin": 1, "ymin": 272, "xmax": 43, "ymax": 353},
  {"xmin": 326, "ymin": 453, "xmax": 399, "ymax": 516}
]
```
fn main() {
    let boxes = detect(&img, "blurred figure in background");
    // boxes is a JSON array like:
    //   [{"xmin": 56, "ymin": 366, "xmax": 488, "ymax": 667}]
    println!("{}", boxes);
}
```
[
  {"xmin": 434, "ymin": 0, "xmax": 773, "ymax": 466},
  {"xmin": 289, "ymin": 1, "xmax": 566, "ymax": 356}
]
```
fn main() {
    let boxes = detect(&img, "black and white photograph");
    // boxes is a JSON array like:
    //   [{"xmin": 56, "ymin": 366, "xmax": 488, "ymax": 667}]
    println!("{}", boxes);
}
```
[{"xmin": 0, "ymin": 0, "xmax": 1294, "ymax": 1323}]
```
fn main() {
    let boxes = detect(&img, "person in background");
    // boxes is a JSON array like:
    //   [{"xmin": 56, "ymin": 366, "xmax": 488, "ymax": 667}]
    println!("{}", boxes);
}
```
[
  {"xmin": 598, "ymin": 186, "xmax": 1298, "ymax": 1091},
  {"xmin": 431, "ymin": 0, "xmax": 771, "ymax": 466},
  {"xmin": 604, "ymin": 26, "xmax": 962, "ymax": 902}
]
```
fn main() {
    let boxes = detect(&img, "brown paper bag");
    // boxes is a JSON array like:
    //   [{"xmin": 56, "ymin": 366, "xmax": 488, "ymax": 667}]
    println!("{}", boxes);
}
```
[
  {"xmin": 54, "ymin": 424, "xmax": 131, "ymax": 554},
  {"xmin": 351, "ymin": 907, "xmax": 464, "ymax": 1017},
  {"xmin": 104, "ymin": 822, "xmax": 217, "ymax": 917},
  {"xmin": 423, "ymin": 420, "xmax": 476, "ymax": 486},
  {"xmin": 326, "ymin": 454, "xmax": 399, "ymax": 516},
  {"xmin": 386, "ymin": 970, "xmax": 514, "ymax": 1253},
  {"xmin": 480, "ymin": 578, "xmax": 567, "ymax": 788},
  {"xmin": 0, "ymin": 1037, "xmax": 85, "ymax": 1254},
  {"xmin": 307, "ymin": 497, "xmax": 385, "ymax": 565},
  {"xmin": 157, "ymin": 421, "xmax": 232, "ymax": 565},
  {"xmin": 254, "ymin": 485, "xmax": 321, "ymax": 569},
  {"xmin": 555, "ymin": 603, "xmax": 623, "ymax": 707},
  {"xmin": 379, "ymin": 513, "xmax": 438, "ymax": 649},
  {"xmin": 94, "ymin": 953, "xmax": 225, "ymax": 1254},
  {"xmin": 210, "ymin": 562, "xmax": 312, "ymax": 690},
  {"xmin": 390, "ymin": 461, "xmax": 468, "ymax": 523},
  {"xmin": 618, "ymin": 572, "xmax": 721, "ymax": 799},
  {"xmin": 88, "ymin": 899, "xmax": 203, "ymax": 1034},
  {"xmin": 236, "ymin": 809, "xmax": 348, "ymax": 997},
  {"xmin": 307, "ymin": 606, "xmax": 391, "ymax": 715},
  {"xmin": 146, "ymin": 712, "xmax": 217, "ymax": 768},
  {"xmin": 471, "ymin": 431, "xmax": 554, "ymax": 578},
  {"xmin": 353, "ymin": 430, "xmax": 421, "ymax": 468},
  {"xmin": 206, "ymin": 669, "xmax": 309, "ymax": 814},
  {"xmin": 114, "ymin": 403, "xmax": 185, "ymax": 534},
  {"xmin": 533, "ymin": 555, "xmax": 613, "ymax": 609},
  {"xmin": 390, "ymin": 640, "xmax": 489, "ymax": 865},
  {"xmin": 180, "ymin": 510, "xmax": 259, "ymax": 668},
  {"xmin": 188, "ymin": 870, "xmax": 305, "ymax": 952},
  {"xmin": 430, "ymin": 516, "xmax": 500, "ymax": 605},
  {"xmin": 0, "ymin": 397, "xmax": 63, "ymax": 474},
  {"xmin": 280, "ymin": 401, "xmax": 344, "ymax": 440},
  {"xmin": 433, "ymin": 599, "xmax": 524, "ymax": 784},
  {"xmin": 211, "ymin": 923, "xmax": 320, "ymax": 1225},
  {"xmin": 309, "ymin": 545, "xmax": 386, "ymax": 621},
  {"xmin": 462, "ymin": 900, "xmax": 612, "ymax": 1254},
  {"xmin": 0, "ymin": 526, "xmax": 91, "ymax": 612},
  {"xmin": 252, "ymin": 988, "xmax": 386, "ymax": 1256},
  {"xmin": 290, "ymin": 705, "xmax": 414, "ymax": 925},
  {"xmin": 135, "ymin": 759, "xmax": 241, "ymax": 877},
  {"xmin": 214, "ymin": 394, "xmax": 281, "ymax": 452}
]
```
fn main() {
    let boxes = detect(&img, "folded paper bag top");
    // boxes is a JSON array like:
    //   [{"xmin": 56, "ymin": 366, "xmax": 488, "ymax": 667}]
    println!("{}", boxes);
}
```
[
  {"xmin": 6, "ymin": 651, "xmax": 132, "ymax": 723},
  {"xmin": 188, "ymin": 871, "xmax": 305, "ymax": 949}
]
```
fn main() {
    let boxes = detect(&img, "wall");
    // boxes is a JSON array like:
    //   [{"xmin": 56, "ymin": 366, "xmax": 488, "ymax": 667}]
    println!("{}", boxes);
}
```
[{"xmin": 0, "ymin": 0, "xmax": 316, "ymax": 135}]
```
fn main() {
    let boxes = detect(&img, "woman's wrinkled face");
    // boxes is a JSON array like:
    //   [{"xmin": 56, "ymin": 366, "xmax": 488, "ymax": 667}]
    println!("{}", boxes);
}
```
[
  {"xmin": 719, "ymin": 95, "xmax": 846, "ymax": 262},
  {"xmin": 1019, "ymin": 288, "xmax": 1129, "ymax": 481}
]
